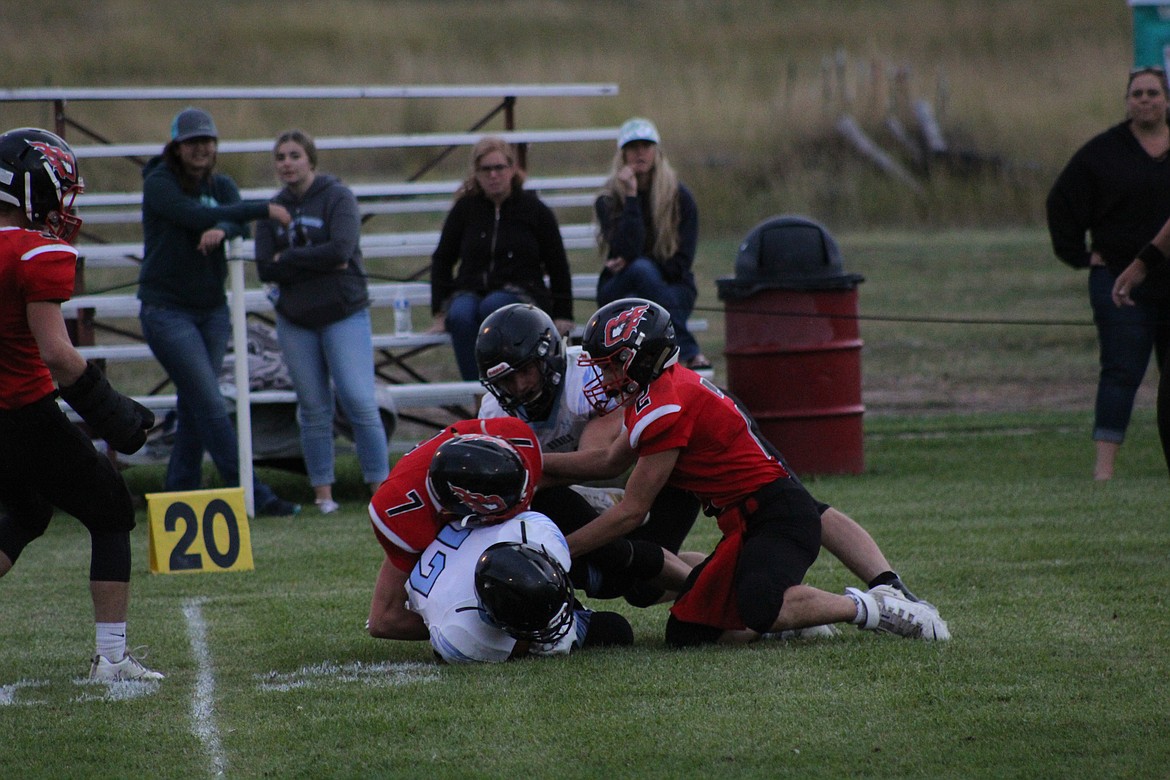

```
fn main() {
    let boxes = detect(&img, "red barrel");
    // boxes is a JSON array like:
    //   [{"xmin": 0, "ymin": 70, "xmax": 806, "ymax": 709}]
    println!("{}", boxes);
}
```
[
  {"xmin": 716, "ymin": 215, "xmax": 864, "ymax": 475},
  {"xmin": 722, "ymin": 288, "xmax": 863, "ymax": 475}
]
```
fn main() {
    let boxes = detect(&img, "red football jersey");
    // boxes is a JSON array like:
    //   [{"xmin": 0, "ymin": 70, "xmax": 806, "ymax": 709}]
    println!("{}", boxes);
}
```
[
  {"xmin": 368, "ymin": 417, "xmax": 542, "ymax": 572},
  {"xmin": 0, "ymin": 226, "xmax": 79, "ymax": 409},
  {"xmin": 622, "ymin": 364, "xmax": 786, "ymax": 509}
]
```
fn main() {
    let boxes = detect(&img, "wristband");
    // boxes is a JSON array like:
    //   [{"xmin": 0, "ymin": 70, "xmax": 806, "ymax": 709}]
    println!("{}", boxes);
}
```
[{"xmin": 1137, "ymin": 242, "xmax": 1167, "ymax": 270}]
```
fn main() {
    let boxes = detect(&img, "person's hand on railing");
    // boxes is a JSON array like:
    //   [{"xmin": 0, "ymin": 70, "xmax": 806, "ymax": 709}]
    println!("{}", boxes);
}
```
[{"xmin": 198, "ymin": 228, "xmax": 226, "ymax": 255}]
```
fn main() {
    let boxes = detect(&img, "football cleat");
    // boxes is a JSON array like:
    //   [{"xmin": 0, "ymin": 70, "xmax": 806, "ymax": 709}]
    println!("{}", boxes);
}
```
[
  {"xmin": 867, "ymin": 584, "xmax": 951, "ymax": 641},
  {"xmin": 89, "ymin": 650, "xmax": 165, "ymax": 682}
]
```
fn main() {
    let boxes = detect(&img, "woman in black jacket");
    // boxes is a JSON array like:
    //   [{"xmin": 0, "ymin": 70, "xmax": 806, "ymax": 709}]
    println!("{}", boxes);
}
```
[
  {"xmin": 1046, "ymin": 67, "xmax": 1170, "ymax": 480},
  {"xmin": 430, "ymin": 137, "xmax": 573, "ymax": 380}
]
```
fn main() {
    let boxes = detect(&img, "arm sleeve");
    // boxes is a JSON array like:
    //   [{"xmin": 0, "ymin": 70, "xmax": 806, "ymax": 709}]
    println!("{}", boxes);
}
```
[
  {"xmin": 430, "ymin": 198, "xmax": 466, "ymax": 315},
  {"xmin": 535, "ymin": 200, "xmax": 574, "ymax": 320},
  {"xmin": 143, "ymin": 172, "xmax": 268, "ymax": 235},
  {"xmin": 253, "ymin": 215, "xmax": 282, "ymax": 282},
  {"xmin": 1045, "ymin": 152, "xmax": 1093, "ymax": 270},
  {"xmin": 596, "ymin": 194, "xmax": 645, "ymax": 261},
  {"xmin": 277, "ymin": 186, "xmax": 362, "ymax": 273}
]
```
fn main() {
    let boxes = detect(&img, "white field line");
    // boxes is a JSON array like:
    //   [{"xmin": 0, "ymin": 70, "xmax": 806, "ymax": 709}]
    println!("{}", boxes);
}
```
[{"xmin": 183, "ymin": 597, "xmax": 227, "ymax": 777}]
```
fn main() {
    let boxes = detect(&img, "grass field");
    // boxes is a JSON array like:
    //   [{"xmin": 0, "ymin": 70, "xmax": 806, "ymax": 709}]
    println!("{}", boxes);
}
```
[
  {"xmin": 4, "ymin": 4, "xmax": 1169, "ymax": 777},
  {"xmin": 2, "ymin": 409, "xmax": 1168, "ymax": 778}
]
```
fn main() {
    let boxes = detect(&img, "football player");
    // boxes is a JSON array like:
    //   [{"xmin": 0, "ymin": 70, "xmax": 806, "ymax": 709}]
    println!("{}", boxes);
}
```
[
  {"xmin": 0, "ymin": 127, "xmax": 161, "ymax": 681},
  {"xmin": 542, "ymin": 298, "xmax": 951, "ymax": 646},
  {"xmin": 407, "ymin": 510, "xmax": 632, "ymax": 663},
  {"xmin": 476, "ymin": 301, "xmax": 929, "ymax": 607},
  {"xmin": 366, "ymin": 419, "xmax": 632, "ymax": 659}
]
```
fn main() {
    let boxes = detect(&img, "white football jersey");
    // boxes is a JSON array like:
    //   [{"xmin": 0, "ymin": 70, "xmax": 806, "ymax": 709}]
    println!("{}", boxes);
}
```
[
  {"xmin": 405, "ymin": 511, "xmax": 581, "ymax": 663},
  {"xmin": 479, "ymin": 346, "xmax": 606, "ymax": 453}
]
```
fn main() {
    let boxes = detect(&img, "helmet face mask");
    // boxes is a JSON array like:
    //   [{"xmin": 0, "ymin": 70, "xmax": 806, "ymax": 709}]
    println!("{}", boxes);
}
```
[
  {"xmin": 474, "ymin": 541, "xmax": 575, "ymax": 644},
  {"xmin": 579, "ymin": 298, "xmax": 679, "ymax": 414},
  {"xmin": 0, "ymin": 128, "xmax": 84, "ymax": 243},
  {"xmin": 476, "ymin": 304, "xmax": 566, "ymax": 421},
  {"xmin": 426, "ymin": 434, "xmax": 533, "ymax": 526}
]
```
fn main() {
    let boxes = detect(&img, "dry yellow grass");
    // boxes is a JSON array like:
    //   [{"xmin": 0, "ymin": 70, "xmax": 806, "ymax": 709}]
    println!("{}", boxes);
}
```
[{"xmin": 0, "ymin": 1, "xmax": 1140, "ymax": 230}]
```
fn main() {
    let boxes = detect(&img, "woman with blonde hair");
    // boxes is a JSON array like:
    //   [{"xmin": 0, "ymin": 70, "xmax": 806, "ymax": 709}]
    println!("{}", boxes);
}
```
[
  {"xmin": 430, "ymin": 136, "xmax": 573, "ymax": 380},
  {"xmin": 595, "ymin": 118, "xmax": 708, "ymax": 368}
]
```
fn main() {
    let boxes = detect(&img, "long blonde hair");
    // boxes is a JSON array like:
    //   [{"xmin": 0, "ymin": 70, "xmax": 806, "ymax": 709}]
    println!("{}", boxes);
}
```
[
  {"xmin": 453, "ymin": 136, "xmax": 526, "ymax": 201},
  {"xmin": 596, "ymin": 144, "xmax": 681, "ymax": 261}
]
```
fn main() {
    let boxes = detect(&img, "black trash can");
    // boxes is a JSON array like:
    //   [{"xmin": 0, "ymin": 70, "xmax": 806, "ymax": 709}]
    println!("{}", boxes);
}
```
[{"xmin": 716, "ymin": 215, "xmax": 865, "ymax": 475}]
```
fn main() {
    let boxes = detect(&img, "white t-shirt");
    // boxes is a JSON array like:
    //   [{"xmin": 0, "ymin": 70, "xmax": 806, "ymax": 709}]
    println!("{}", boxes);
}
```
[
  {"xmin": 405, "ymin": 511, "xmax": 580, "ymax": 663},
  {"xmin": 479, "ymin": 346, "xmax": 606, "ymax": 453}
]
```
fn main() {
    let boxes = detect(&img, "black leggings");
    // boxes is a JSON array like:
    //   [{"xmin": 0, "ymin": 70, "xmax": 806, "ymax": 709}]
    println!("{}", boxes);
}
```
[{"xmin": 0, "ymin": 396, "xmax": 136, "ymax": 578}]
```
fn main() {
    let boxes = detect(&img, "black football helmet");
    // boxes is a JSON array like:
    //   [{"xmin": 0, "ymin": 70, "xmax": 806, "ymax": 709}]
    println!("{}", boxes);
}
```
[
  {"xmin": 0, "ymin": 128, "xmax": 84, "ymax": 242},
  {"xmin": 475, "ymin": 303, "xmax": 566, "ymax": 421},
  {"xmin": 474, "ymin": 541, "xmax": 575, "ymax": 644},
  {"xmin": 579, "ymin": 298, "xmax": 679, "ymax": 413},
  {"xmin": 427, "ymin": 434, "xmax": 533, "ymax": 526}
]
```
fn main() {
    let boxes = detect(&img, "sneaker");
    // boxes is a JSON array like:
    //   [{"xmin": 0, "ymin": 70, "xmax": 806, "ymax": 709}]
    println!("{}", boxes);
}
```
[
  {"xmin": 258, "ymin": 497, "xmax": 301, "ymax": 517},
  {"xmin": 89, "ymin": 650, "xmax": 165, "ymax": 682},
  {"xmin": 868, "ymin": 584, "xmax": 951, "ymax": 641},
  {"xmin": 764, "ymin": 624, "xmax": 842, "ymax": 641},
  {"xmin": 315, "ymin": 498, "xmax": 340, "ymax": 515}
]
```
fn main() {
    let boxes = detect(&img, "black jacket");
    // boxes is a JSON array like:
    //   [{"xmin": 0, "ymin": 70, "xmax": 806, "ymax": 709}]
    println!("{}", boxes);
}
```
[
  {"xmin": 430, "ymin": 188, "xmax": 572, "ymax": 320},
  {"xmin": 1047, "ymin": 120, "xmax": 1170, "ymax": 284}
]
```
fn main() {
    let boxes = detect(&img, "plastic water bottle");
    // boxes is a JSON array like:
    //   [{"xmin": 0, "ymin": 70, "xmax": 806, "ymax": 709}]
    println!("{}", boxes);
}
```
[{"xmin": 393, "ymin": 289, "xmax": 412, "ymax": 335}]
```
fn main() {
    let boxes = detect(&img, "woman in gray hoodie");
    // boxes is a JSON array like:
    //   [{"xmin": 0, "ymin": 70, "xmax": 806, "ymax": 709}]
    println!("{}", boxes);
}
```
[{"xmin": 254, "ymin": 130, "xmax": 389, "ymax": 513}]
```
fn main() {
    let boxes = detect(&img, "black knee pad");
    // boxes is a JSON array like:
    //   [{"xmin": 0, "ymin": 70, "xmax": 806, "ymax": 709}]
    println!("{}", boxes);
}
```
[
  {"xmin": 89, "ymin": 531, "xmax": 131, "ymax": 582},
  {"xmin": 626, "ymin": 540, "xmax": 665, "ymax": 579},
  {"xmin": 664, "ymin": 615, "xmax": 723, "ymax": 647},
  {"xmin": 737, "ymin": 569, "xmax": 787, "ymax": 634},
  {"xmin": 623, "ymin": 582, "xmax": 666, "ymax": 608}
]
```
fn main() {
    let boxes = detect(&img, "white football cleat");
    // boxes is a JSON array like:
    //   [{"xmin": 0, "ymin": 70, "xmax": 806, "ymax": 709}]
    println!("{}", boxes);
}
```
[
  {"xmin": 89, "ymin": 650, "xmax": 165, "ymax": 682},
  {"xmin": 867, "ymin": 584, "xmax": 951, "ymax": 641}
]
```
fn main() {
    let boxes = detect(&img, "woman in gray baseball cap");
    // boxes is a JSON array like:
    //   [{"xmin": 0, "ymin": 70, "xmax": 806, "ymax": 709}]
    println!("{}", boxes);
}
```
[{"xmin": 138, "ymin": 107, "xmax": 301, "ymax": 516}]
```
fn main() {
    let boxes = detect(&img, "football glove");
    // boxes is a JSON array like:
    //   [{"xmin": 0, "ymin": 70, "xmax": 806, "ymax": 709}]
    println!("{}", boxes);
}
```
[{"xmin": 59, "ymin": 361, "xmax": 155, "ymax": 455}]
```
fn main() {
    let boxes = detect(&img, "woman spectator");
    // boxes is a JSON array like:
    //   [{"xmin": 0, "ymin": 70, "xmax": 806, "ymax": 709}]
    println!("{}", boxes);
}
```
[
  {"xmin": 138, "ymin": 107, "xmax": 300, "ymax": 516},
  {"xmin": 594, "ymin": 117, "xmax": 708, "ymax": 369},
  {"xmin": 1046, "ymin": 67, "xmax": 1170, "ymax": 480},
  {"xmin": 254, "ymin": 130, "xmax": 389, "ymax": 513},
  {"xmin": 429, "ymin": 136, "xmax": 573, "ymax": 380}
]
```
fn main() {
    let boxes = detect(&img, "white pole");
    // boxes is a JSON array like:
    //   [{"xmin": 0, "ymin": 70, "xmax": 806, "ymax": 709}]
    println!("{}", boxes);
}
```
[{"xmin": 228, "ymin": 238, "xmax": 255, "ymax": 517}]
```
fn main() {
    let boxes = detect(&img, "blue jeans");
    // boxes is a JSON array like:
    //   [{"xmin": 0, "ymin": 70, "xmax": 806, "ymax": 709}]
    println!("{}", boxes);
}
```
[
  {"xmin": 446, "ymin": 289, "xmax": 526, "ymax": 380},
  {"xmin": 275, "ymin": 308, "xmax": 389, "ymax": 488},
  {"xmin": 597, "ymin": 257, "xmax": 700, "ymax": 361},
  {"xmin": 139, "ymin": 303, "xmax": 281, "ymax": 509},
  {"xmin": 1089, "ymin": 266, "xmax": 1157, "ymax": 443}
]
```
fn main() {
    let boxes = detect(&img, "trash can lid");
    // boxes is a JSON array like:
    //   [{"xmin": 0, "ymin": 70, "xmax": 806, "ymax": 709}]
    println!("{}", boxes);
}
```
[{"xmin": 717, "ymin": 214, "xmax": 863, "ymax": 300}]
